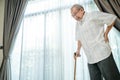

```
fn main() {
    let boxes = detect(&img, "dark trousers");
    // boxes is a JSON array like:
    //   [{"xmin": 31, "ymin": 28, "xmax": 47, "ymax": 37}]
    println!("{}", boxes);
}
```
[{"xmin": 88, "ymin": 54, "xmax": 120, "ymax": 80}]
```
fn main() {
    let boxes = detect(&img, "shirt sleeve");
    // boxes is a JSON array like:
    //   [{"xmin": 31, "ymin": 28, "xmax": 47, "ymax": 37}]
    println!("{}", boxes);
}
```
[
  {"xmin": 95, "ymin": 11, "xmax": 117, "ymax": 26},
  {"xmin": 75, "ymin": 22, "xmax": 80, "ymax": 41}
]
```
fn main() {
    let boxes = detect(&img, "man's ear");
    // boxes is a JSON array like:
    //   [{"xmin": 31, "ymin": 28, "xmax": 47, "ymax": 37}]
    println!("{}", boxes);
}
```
[{"xmin": 83, "ymin": 10, "xmax": 85, "ymax": 13}]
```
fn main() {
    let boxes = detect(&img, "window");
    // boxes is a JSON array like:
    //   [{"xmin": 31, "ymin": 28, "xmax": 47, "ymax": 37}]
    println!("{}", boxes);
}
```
[{"xmin": 11, "ymin": 0, "xmax": 103, "ymax": 80}]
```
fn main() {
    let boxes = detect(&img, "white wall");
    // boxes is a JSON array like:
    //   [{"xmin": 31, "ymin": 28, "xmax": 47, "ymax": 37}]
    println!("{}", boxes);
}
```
[{"xmin": 0, "ymin": 0, "xmax": 5, "ymax": 66}]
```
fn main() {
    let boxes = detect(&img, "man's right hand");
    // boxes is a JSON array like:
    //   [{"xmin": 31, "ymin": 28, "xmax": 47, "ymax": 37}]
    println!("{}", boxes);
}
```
[
  {"xmin": 74, "ymin": 51, "xmax": 81, "ymax": 59},
  {"xmin": 75, "ymin": 50, "xmax": 81, "ymax": 57}
]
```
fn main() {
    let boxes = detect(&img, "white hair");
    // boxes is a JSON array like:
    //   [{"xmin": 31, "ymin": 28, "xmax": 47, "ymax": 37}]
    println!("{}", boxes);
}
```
[{"xmin": 71, "ymin": 4, "xmax": 84, "ymax": 11}]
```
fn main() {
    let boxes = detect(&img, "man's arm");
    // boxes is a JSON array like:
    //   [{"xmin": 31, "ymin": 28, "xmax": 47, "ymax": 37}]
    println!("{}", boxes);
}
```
[
  {"xmin": 104, "ymin": 22, "xmax": 115, "ymax": 42},
  {"xmin": 76, "ymin": 40, "xmax": 82, "ymax": 57}
]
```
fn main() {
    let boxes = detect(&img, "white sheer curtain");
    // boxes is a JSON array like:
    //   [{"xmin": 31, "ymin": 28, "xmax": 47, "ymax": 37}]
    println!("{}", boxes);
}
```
[{"xmin": 11, "ymin": 0, "xmax": 120, "ymax": 80}]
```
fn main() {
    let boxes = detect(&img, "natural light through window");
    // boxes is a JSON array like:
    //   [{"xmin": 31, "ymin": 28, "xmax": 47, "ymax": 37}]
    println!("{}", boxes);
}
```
[{"xmin": 11, "ymin": 0, "xmax": 113, "ymax": 80}]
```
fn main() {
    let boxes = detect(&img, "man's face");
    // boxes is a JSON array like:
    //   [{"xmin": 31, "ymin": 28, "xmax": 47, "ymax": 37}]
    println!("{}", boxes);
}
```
[{"xmin": 71, "ymin": 7, "xmax": 84, "ymax": 21}]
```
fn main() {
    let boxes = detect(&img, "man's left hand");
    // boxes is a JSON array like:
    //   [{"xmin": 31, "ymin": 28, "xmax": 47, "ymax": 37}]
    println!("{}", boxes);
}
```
[{"xmin": 104, "ymin": 32, "xmax": 109, "ymax": 42}]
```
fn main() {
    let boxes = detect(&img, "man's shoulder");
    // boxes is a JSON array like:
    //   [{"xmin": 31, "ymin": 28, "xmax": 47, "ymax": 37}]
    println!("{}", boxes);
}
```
[
  {"xmin": 88, "ymin": 11, "xmax": 107, "ymax": 18},
  {"xmin": 88, "ymin": 11, "xmax": 101, "ymax": 15}
]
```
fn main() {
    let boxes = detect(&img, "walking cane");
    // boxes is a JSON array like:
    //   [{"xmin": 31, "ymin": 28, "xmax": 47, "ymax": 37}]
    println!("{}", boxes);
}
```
[{"xmin": 74, "ymin": 52, "xmax": 77, "ymax": 80}]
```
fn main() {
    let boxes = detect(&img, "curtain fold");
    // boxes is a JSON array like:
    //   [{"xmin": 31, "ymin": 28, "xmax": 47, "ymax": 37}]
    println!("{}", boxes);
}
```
[
  {"xmin": 94, "ymin": 0, "xmax": 120, "ymax": 31},
  {"xmin": 0, "ymin": 0, "xmax": 28, "ymax": 80}
]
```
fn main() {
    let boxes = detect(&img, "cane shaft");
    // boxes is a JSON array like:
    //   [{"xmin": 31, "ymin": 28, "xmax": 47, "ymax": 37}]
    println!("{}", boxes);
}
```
[{"xmin": 74, "ymin": 53, "xmax": 77, "ymax": 80}]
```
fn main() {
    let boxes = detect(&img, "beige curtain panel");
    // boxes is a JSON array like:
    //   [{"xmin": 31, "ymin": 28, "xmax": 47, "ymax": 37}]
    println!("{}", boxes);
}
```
[{"xmin": 0, "ymin": 0, "xmax": 28, "ymax": 80}]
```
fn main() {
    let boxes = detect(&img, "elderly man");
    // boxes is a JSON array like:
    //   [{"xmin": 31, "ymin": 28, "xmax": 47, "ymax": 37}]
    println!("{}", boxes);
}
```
[{"xmin": 71, "ymin": 4, "xmax": 120, "ymax": 80}]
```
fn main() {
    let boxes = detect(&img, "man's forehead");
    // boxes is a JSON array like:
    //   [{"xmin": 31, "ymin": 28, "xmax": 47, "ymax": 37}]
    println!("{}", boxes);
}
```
[{"xmin": 71, "ymin": 7, "xmax": 79, "ymax": 12}]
